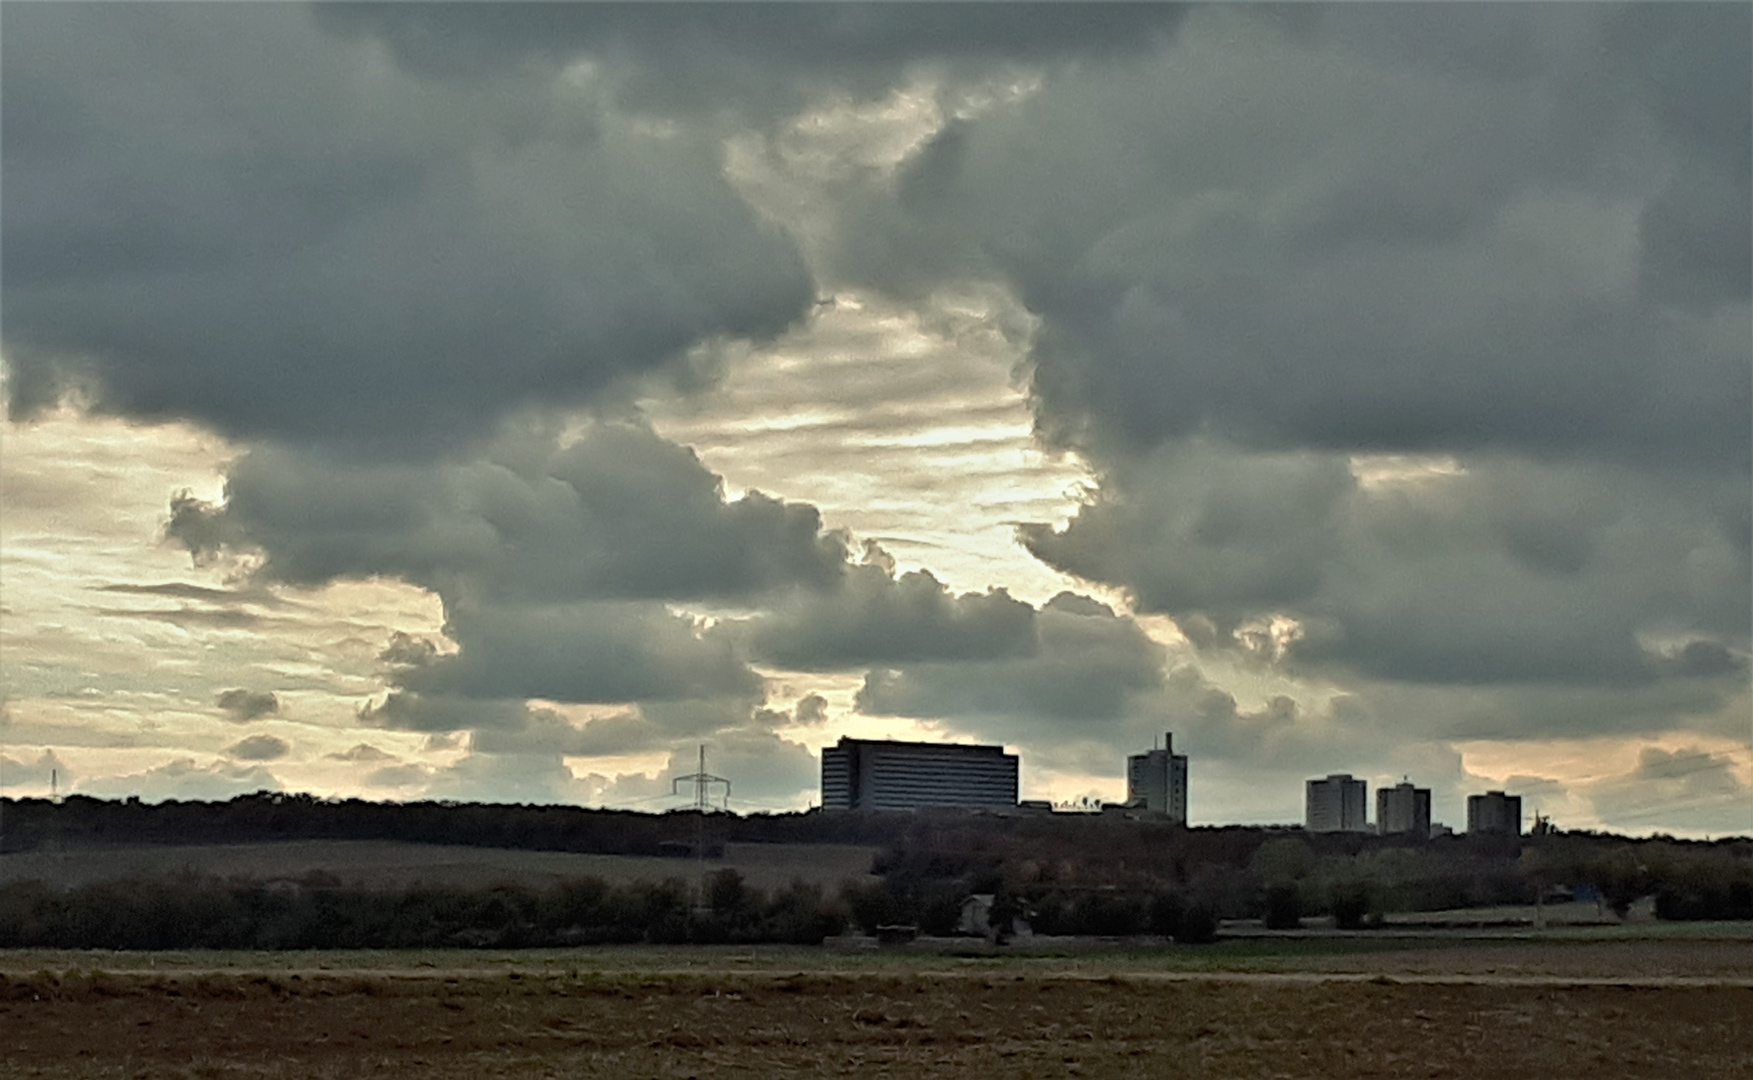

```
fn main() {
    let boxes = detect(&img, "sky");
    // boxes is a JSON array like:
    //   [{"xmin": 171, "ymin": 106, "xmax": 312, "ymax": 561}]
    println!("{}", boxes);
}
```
[{"xmin": 1, "ymin": 2, "xmax": 1748, "ymax": 835}]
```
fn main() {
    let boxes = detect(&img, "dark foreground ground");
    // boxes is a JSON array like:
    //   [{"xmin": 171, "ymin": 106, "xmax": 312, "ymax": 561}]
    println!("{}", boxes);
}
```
[{"xmin": 1, "ymin": 940, "xmax": 1750, "ymax": 1079}]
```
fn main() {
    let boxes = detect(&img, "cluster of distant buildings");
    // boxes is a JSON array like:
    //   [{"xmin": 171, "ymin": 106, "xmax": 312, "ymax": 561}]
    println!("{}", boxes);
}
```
[
  {"xmin": 1304, "ymin": 773, "xmax": 1523, "ymax": 837},
  {"xmin": 819, "ymin": 734, "xmax": 1525, "ymax": 836}
]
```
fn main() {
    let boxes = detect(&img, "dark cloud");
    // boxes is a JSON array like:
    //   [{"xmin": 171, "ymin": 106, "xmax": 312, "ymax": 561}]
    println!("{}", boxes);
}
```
[
  {"xmin": 855, "ymin": 592, "xmax": 1164, "ymax": 729},
  {"xmin": 782, "ymin": 3, "xmax": 1749, "ymax": 775},
  {"xmin": 98, "ymin": 582, "xmax": 290, "ymax": 609},
  {"xmin": 793, "ymin": 693, "xmax": 829, "ymax": 726},
  {"xmin": 216, "ymin": 689, "xmax": 281, "ymax": 723},
  {"xmin": 327, "ymin": 744, "xmax": 397, "ymax": 764},
  {"xmin": 652, "ymin": 729, "xmax": 820, "ymax": 807},
  {"xmin": 868, "ymin": 5, "xmax": 1750, "ymax": 471},
  {"xmin": 96, "ymin": 607, "xmax": 269, "ymax": 631},
  {"xmin": 467, "ymin": 708, "xmax": 664, "ymax": 759},
  {"xmin": 168, "ymin": 420, "xmax": 853, "ymax": 734},
  {"xmin": 0, "ymin": 749, "xmax": 71, "ymax": 792},
  {"xmin": 573, "ymin": 730, "xmax": 822, "ymax": 811},
  {"xmin": 359, "ymin": 693, "xmax": 543, "ymax": 736},
  {"xmin": 3, "ymin": 3, "xmax": 812, "ymax": 455},
  {"xmin": 226, "ymin": 734, "xmax": 290, "ymax": 762},
  {"xmin": 1671, "ymin": 640, "xmax": 1746, "ymax": 679},
  {"xmin": 1025, "ymin": 447, "xmax": 1750, "ymax": 688},
  {"xmin": 167, "ymin": 421, "xmax": 847, "ymax": 602},
  {"xmin": 6, "ymin": 2, "xmax": 1744, "ymax": 830},
  {"xmin": 421, "ymin": 751, "xmax": 584, "ymax": 806},
  {"xmin": 1586, "ymin": 747, "xmax": 1753, "ymax": 835},
  {"xmin": 404, "ymin": 601, "xmax": 759, "ymax": 705},
  {"xmin": 77, "ymin": 759, "xmax": 281, "ymax": 802},
  {"xmin": 315, "ymin": 3, "xmax": 1186, "ymax": 117},
  {"xmin": 364, "ymin": 763, "xmax": 433, "ymax": 790},
  {"xmin": 746, "ymin": 564, "xmax": 1035, "ymax": 671}
]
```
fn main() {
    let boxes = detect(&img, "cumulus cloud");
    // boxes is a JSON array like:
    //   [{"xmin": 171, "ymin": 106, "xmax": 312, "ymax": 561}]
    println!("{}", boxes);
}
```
[
  {"xmin": 315, "ymin": 3, "xmax": 1187, "ymax": 121},
  {"xmin": 855, "ymin": 592, "xmax": 1165, "ymax": 733},
  {"xmin": 225, "ymin": 734, "xmax": 290, "ymax": 762},
  {"xmin": 831, "ymin": 0, "xmax": 1748, "ymax": 724},
  {"xmin": 364, "ymin": 763, "xmax": 434, "ymax": 791},
  {"xmin": 746, "ymin": 563, "xmax": 1035, "ymax": 671},
  {"xmin": 1582, "ymin": 748, "xmax": 1753, "ymax": 836},
  {"xmin": 327, "ymin": 744, "xmax": 397, "ymax": 763},
  {"xmin": 861, "ymin": 6, "xmax": 1748, "ymax": 468},
  {"xmin": 577, "ymin": 730, "xmax": 822, "ymax": 811},
  {"xmin": 1025, "ymin": 446, "xmax": 1750, "ymax": 689},
  {"xmin": 792, "ymin": 693, "xmax": 829, "ymax": 726},
  {"xmin": 4, "ymin": 3, "xmax": 812, "ymax": 454},
  {"xmin": 77, "ymin": 759, "xmax": 281, "ymax": 803},
  {"xmin": 165, "ymin": 418, "xmax": 854, "ymax": 760},
  {"xmin": 420, "ymin": 751, "xmax": 588, "ymax": 807},
  {"xmin": 216, "ymin": 689, "xmax": 281, "ymax": 723},
  {"xmin": 4, "ymin": 3, "xmax": 1745, "ymax": 831},
  {"xmin": 166, "ymin": 421, "xmax": 848, "ymax": 602},
  {"xmin": 99, "ymin": 582, "xmax": 290, "ymax": 609},
  {"xmin": 0, "ymin": 749, "xmax": 72, "ymax": 794}
]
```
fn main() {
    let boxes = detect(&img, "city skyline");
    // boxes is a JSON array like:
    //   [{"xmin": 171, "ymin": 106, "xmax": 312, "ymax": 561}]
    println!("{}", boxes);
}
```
[{"xmin": 2, "ymin": 4, "xmax": 1748, "ymax": 836}]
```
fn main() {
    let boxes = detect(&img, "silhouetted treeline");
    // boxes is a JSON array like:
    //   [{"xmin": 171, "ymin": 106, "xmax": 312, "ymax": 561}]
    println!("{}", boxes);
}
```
[
  {"xmin": 3, "ymin": 794, "xmax": 1748, "ymax": 930},
  {"xmin": 0, "ymin": 793, "xmax": 906, "ymax": 855},
  {"xmin": 0, "ymin": 870, "xmax": 843, "ymax": 950},
  {"xmin": 859, "ymin": 816, "xmax": 1753, "ymax": 925}
]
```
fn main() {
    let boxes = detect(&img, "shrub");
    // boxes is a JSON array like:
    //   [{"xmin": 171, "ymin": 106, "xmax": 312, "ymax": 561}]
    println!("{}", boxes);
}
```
[
  {"xmin": 1262, "ymin": 883, "xmax": 1302, "ymax": 930},
  {"xmin": 1177, "ymin": 903, "xmax": 1218, "ymax": 944}
]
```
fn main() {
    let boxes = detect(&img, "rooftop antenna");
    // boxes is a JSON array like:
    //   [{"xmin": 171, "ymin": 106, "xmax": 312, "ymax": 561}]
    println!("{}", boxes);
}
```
[{"xmin": 671, "ymin": 745, "xmax": 731, "ymax": 914}]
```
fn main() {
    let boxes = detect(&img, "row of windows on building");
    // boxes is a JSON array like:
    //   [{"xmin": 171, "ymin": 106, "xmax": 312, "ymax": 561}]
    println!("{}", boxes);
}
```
[{"xmin": 818, "ymin": 735, "xmax": 1524, "ymax": 836}]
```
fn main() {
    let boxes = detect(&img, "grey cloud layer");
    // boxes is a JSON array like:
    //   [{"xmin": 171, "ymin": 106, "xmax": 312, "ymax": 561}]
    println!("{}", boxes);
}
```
[
  {"xmin": 4, "ymin": 3, "xmax": 810, "ymax": 454},
  {"xmin": 317, "ymin": 3, "xmax": 1186, "ymax": 117},
  {"xmin": 216, "ymin": 689, "xmax": 282, "ymax": 723},
  {"xmin": 861, "ymin": 4, "xmax": 1750, "ymax": 469},
  {"xmin": 3, "ymin": 4, "xmax": 1746, "ymax": 822},
  {"xmin": 809, "ymin": 4, "xmax": 1750, "ymax": 731},
  {"xmin": 1023, "ymin": 446, "xmax": 1750, "ymax": 687},
  {"xmin": 855, "ymin": 593, "xmax": 1165, "ymax": 729},
  {"xmin": 170, "ymin": 422, "xmax": 846, "ymax": 602}
]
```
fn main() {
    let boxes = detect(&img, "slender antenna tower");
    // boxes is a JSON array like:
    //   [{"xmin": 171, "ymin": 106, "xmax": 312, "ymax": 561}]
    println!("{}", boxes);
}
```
[{"xmin": 671, "ymin": 745, "xmax": 731, "ymax": 914}]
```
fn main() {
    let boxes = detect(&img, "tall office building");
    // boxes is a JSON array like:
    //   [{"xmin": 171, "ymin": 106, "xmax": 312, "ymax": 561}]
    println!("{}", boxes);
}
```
[
  {"xmin": 1466, "ymin": 790, "xmax": 1523, "ymax": 836},
  {"xmin": 1376, "ymin": 780, "xmax": 1432, "ymax": 837},
  {"xmin": 820, "ymin": 737, "xmax": 1018, "ymax": 812},
  {"xmin": 1306, "ymin": 774, "xmax": 1369, "ymax": 832},
  {"xmin": 1126, "ymin": 733, "xmax": 1189, "ymax": 822}
]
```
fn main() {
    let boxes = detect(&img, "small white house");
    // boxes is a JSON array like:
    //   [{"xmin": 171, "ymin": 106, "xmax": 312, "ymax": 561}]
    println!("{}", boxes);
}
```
[{"xmin": 957, "ymin": 893, "xmax": 1032, "ymax": 941}]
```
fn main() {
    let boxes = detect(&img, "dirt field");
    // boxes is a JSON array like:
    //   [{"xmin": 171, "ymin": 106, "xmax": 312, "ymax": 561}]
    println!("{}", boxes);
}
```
[
  {"xmin": 1, "ymin": 941, "xmax": 1749, "ymax": 1079},
  {"xmin": 0, "ymin": 840, "xmax": 880, "ymax": 893}
]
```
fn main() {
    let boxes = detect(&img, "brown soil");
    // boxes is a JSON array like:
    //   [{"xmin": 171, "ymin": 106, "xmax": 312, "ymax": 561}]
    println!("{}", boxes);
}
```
[
  {"xmin": 1290, "ymin": 940, "xmax": 1753, "ymax": 981},
  {"xmin": 1, "ymin": 958, "xmax": 1748, "ymax": 1079}
]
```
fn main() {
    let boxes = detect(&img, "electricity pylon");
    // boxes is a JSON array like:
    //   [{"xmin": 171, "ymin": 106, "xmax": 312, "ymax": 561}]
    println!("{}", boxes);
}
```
[{"xmin": 671, "ymin": 745, "xmax": 730, "ymax": 915}]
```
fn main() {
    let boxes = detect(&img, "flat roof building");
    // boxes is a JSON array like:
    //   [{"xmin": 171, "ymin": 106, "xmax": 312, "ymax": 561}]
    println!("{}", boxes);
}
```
[
  {"xmin": 1467, "ymin": 790, "xmax": 1523, "ymax": 836},
  {"xmin": 1306, "ymin": 773, "xmax": 1369, "ymax": 832},
  {"xmin": 820, "ymin": 737, "xmax": 1018, "ymax": 812},
  {"xmin": 1126, "ymin": 733, "xmax": 1188, "ymax": 822},
  {"xmin": 1376, "ymin": 780, "xmax": 1432, "ymax": 837}
]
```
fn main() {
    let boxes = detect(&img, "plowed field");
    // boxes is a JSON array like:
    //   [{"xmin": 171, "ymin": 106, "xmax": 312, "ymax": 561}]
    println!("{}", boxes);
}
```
[{"xmin": 1, "ymin": 943, "xmax": 1749, "ymax": 1079}]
